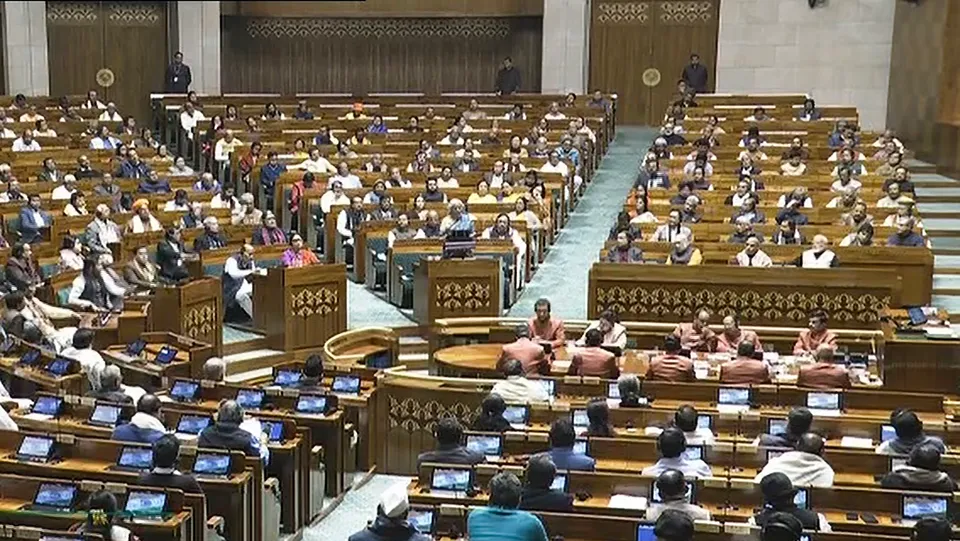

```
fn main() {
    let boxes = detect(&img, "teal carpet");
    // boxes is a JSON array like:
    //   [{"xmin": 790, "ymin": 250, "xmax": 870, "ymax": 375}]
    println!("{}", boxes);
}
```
[
  {"xmin": 304, "ymin": 475, "xmax": 412, "ymax": 540},
  {"xmin": 508, "ymin": 127, "xmax": 657, "ymax": 320}
]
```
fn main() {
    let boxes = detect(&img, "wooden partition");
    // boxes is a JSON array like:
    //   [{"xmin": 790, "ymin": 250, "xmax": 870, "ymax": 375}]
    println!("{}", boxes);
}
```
[
  {"xmin": 413, "ymin": 258, "xmax": 504, "ymax": 325},
  {"xmin": 252, "ymin": 264, "xmax": 348, "ymax": 351},
  {"xmin": 150, "ymin": 278, "xmax": 224, "ymax": 360},
  {"xmin": 588, "ymin": 264, "xmax": 900, "ymax": 328}
]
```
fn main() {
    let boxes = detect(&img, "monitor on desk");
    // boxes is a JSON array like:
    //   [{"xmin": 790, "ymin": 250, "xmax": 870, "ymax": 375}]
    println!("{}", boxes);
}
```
[
  {"xmin": 295, "ymin": 394, "xmax": 328, "ymax": 415},
  {"xmin": 176, "ymin": 414, "xmax": 212, "ymax": 435},
  {"xmin": 235, "ymin": 388, "xmax": 265, "ymax": 410},
  {"xmin": 45, "ymin": 357, "xmax": 71, "ymax": 376},
  {"xmin": 465, "ymin": 434, "xmax": 502, "ymax": 458},
  {"xmin": 572, "ymin": 409, "xmax": 588, "ymax": 428},
  {"xmin": 193, "ymin": 452, "xmax": 231, "ymax": 476},
  {"xmin": 117, "ymin": 446, "xmax": 153, "ymax": 471},
  {"xmin": 31, "ymin": 395, "xmax": 63, "ymax": 417},
  {"xmin": 124, "ymin": 490, "xmax": 167, "ymax": 518},
  {"xmin": 717, "ymin": 387, "xmax": 750, "ymax": 406},
  {"xmin": 125, "ymin": 339, "xmax": 147, "ymax": 356},
  {"xmin": 637, "ymin": 524, "xmax": 656, "ymax": 541},
  {"xmin": 502, "ymin": 405, "xmax": 529, "ymax": 427},
  {"xmin": 260, "ymin": 419, "xmax": 284, "ymax": 442},
  {"xmin": 32, "ymin": 482, "xmax": 78, "ymax": 511},
  {"xmin": 537, "ymin": 379, "xmax": 556, "ymax": 398},
  {"xmin": 880, "ymin": 424, "xmax": 896, "ymax": 443},
  {"xmin": 902, "ymin": 495, "xmax": 948, "ymax": 520},
  {"xmin": 806, "ymin": 391, "xmax": 841, "ymax": 411},
  {"xmin": 407, "ymin": 507, "xmax": 435, "ymax": 535},
  {"xmin": 768, "ymin": 418, "xmax": 788, "ymax": 436},
  {"xmin": 19, "ymin": 349, "xmax": 41, "ymax": 366},
  {"xmin": 273, "ymin": 369, "xmax": 301, "ymax": 387},
  {"xmin": 550, "ymin": 474, "xmax": 568, "ymax": 492},
  {"xmin": 17, "ymin": 435, "xmax": 54, "ymax": 462},
  {"xmin": 154, "ymin": 346, "xmax": 177, "ymax": 365},
  {"xmin": 332, "ymin": 375, "xmax": 361, "ymax": 395},
  {"xmin": 794, "ymin": 489, "xmax": 809, "ymax": 509},
  {"xmin": 169, "ymin": 379, "xmax": 200, "ymax": 402},
  {"xmin": 697, "ymin": 415, "xmax": 712, "ymax": 431},
  {"xmin": 573, "ymin": 439, "xmax": 588, "ymax": 455},
  {"xmin": 89, "ymin": 403, "xmax": 121, "ymax": 427},
  {"xmin": 607, "ymin": 382, "xmax": 620, "ymax": 399},
  {"xmin": 430, "ymin": 467, "xmax": 472, "ymax": 493}
]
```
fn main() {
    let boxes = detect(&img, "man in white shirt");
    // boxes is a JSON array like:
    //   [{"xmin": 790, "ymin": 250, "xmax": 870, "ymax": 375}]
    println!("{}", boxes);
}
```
[
  {"xmin": 491, "ymin": 359, "xmax": 550, "ymax": 403},
  {"xmin": 12, "ymin": 130, "xmax": 40, "ymax": 152},
  {"xmin": 51, "ymin": 174, "xmax": 78, "ymax": 200},
  {"xmin": 540, "ymin": 151, "xmax": 569, "ymax": 178},
  {"xmin": 329, "ymin": 162, "xmax": 362, "ymax": 189},
  {"xmin": 60, "ymin": 328, "xmax": 106, "ymax": 390},
  {"xmin": 543, "ymin": 102, "xmax": 567, "ymax": 120},
  {"xmin": 223, "ymin": 244, "xmax": 261, "ymax": 319},
  {"xmin": 736, "ymin": 236, "xmax": 773, "ymax": 267},
  {"xmin": 794, "ymin": 235, "xmax": 838, "ymax": 269},
  {"xmin": 645, "ymin": 404, "xmax": 716, "ymax": 446},
  {"xmin": 98, "ymin": 102, "xmax": 122, "ymax": 122},
  {"xmin": 755, "ymin": 433, "xmax": 835, "ymax": 487},
  {"xmin": 0, "ymin": 119, "xmax": 14, "ymax": 139},
  {"xmin": 179, "ymin": 102, "xmax": 205, "ymax": 141},
  {"xmin": 319, "ymin": 180, "xmax": 350, "ymax": 214},
  {"xmin": 295, "ymin": 147, "xmax": 337, "ymax": 174},
  {"xmin": 641, "ymin": 428, "xmax": 713, "ymax": 479},
  {"xmin": 483, "ymin": 160, "xmax": 509, "ymax": 189},
  {"xmin": 439, "ymin": 127, "xmax": 464, "ymax": 146}
]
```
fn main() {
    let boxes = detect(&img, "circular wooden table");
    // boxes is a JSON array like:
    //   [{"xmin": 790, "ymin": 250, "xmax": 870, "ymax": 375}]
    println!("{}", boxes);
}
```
[{"xmin": 433, "ymin": 344, "xmax": 576, "ymax": 378}]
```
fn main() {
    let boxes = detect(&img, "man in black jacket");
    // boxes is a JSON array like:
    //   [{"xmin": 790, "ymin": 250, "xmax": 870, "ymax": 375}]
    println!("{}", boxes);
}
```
[
  {"xmin": 198, "ymin": 400, "xmax": 263, "ymax": 460},
  {"xmin": 138, "ymin": 434, "xmax": 203, "ymax": 494},
  {"xmin": 193, "ymin": 217, "xmax": 228, "ymax": 252},
  {"xmin": 164, "ymin": 52, "xmax": 192, "ymax": 93},
  {"xmin": 416, "ymin": 418, "xmax": 483, "ymax": 468},
  {"xmin": 680, "ymin": 53, "xmax": 708, "ymax": 94},
  {"xmin": 881, "ymin": 444, "xmax": 957, "ymax": 492},
  {"xmin": 495, "ymin": 57, "xmax": 521, "ymax": 95},
  {"xmin": 348, "ymin": 489, "xmax": 429, "ymax": 541},
  {"xmin": 295, "ymin": 354, "xmax": 325, "ymax": 393},
  {"xmin": 518, "ymin": 453, "xmax": 573, "ymax": 512}
]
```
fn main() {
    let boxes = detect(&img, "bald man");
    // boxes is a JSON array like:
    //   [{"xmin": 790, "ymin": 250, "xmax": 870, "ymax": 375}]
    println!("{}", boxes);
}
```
[{"xmin": 797, "ymin": 345, "xmax": 851, "ymax": 389}]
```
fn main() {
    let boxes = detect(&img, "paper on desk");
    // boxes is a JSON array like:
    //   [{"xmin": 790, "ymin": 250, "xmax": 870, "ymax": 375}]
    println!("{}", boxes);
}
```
[
  {"xmin": 552, "ymin": 360, "xmax": 571, "ymax": 371},
  {"xmin": 608, "ymin": 494, "xmax": 647, "ymax": 510},
  {"xmin": 839, "ymin": 436, "xmax": 874, "ymax": 449},
  {"xmin": 158, "ymin": 395, "xmax": 174, "ymax": 403},
  {"xmin": 22, "ymin": 413, "xmax": 54, "ymax": 421}
]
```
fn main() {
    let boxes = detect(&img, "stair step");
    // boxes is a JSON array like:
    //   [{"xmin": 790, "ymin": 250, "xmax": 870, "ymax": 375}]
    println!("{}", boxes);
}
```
[
  {"xmin": 223, "ymin": 348, "xmax": 287, "ymax": 376},
  {"xmin": 222, "ymin": 336, "xmax": 269, "ymax": 357},
  {"xmin": 398, "ymin": 336, "xmax": 428, "ymax": 345},
  {"xmin": 398, "ymin": 352, "xmax": 429, "ymax": 370},
  {"xmin": 225, "ymin": 367, "xmax": 273, "ymax": 384}
]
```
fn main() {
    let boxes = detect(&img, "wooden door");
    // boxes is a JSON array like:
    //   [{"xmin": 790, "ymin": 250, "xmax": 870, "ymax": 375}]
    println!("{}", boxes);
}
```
[
  {"xmin": 47, "ymin": 2, "xmax": 167, "ymax": 124},
  {"xmin": 589, "ymin": 0, "xmax": 719, "ymax": 125}
]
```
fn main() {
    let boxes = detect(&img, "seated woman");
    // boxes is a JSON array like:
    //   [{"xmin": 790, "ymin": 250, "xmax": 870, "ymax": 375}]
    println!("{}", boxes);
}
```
[
  {"xmin": 406, "ymin": 151, "xmax": 433, "ymax": 174},
  {"xmin": 468, "ymin": 180, "xmax": 498, "ymax": 205},
  {"xmin": 163, "ymin": 189, "xmax": 191, "ymax": 212},
  {"xmin": 509, "ymin": 197, "xmax": 543, "ymax": 232},
  {"xmin": 498, "ymin": 180, "xmax": 522, "ymax": 204},
  {"xmin": 738, "ymin": 126, "xmax": 767, "ymax": 148},
  {"xmin": 59, "ymin": 235, "xmax": 85, "ymax": 272},
  {"xmin": 503, "ymin": 135, "xmax": 529, "ymax": 158},
  {"xmin": 629, "ymin": 197, "xmax": 658, "ymax": 225},
  {"xmin": 123, "ymin": 246, "xmax": 160, "ymax": 294},
  {"xmin": 607, "ymin": 231, "xmax": 643, "ymax": 263},
  {"xmin": 688, "ymin": 166, "xmax": 713, "ymax": 191},
  {"xmin": 666, "ymin": 234, "xmax": 702, "ymax": 266},
  {"xmin": 780, "ymin": 152, "xmax": 807, "ymax": 176},
  {"xmin": 282, "ymin": 233, "xmax": 320, "ymax": 268},
  {"xmin": 63, "ymin": 191, "xmax": 89, "ymax": 216},
  {"xmin": 839, "ymin": 222, "xmax": 874, "ymax": 247},
  {"xmin": 367, "ymin": 115, "xmax": 387, "ymax": 134},
  {"xmin": 81, "ymin": 490, "xmax": 140, "ymax": 541},
  {"xmin": 156, "ymin": 227, "xmax": 191, "ymax": 284},
  {"xmin": 68, "ymin": 256, "xmax": 127, "ymax": 312}
]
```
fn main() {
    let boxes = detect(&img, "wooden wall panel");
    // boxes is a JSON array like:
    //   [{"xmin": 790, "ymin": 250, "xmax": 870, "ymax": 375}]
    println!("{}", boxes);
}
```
[
  {"xmin": 221, "ymin": 17, "xmax": 543, "ymax": 95},
  {"xmin": 589, "ymin": 0, "xmax": 719, "ymax": 125},
  {"xmin": 886, "ymin": 0, "xmax": 948, "ymax": 161},
  {"xmin": 221, "ymin": 0, "xmax": 543, "ymax": 18},
  {"xmin": 937, "ymin": 0, "xmax": 960, "ymax": 126},
  {"xmin": 46, "ymin": 2, "xmax": 167, "ymax": 124}
]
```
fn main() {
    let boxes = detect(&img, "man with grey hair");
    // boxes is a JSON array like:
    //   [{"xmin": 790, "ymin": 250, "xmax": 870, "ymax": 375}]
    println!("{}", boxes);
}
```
[
  {"xmin": 223, "ymin": 244, "xmax": 259, "ymax": 320},
  {"xmin": 468, "ymin": 472, "xmax": 548, "ymax": 541},
  {"xmin": 234, "ymin": 193, "xmax": 262, "ymax": 226},
  {"xmin": 198, "ymin": 399, "xmax": 268, "ymax": 463},
  {"xmin": 440, "ymin": 198, "xmax": 474, "ymax": 235},
  {"xmin": 85, "ymin": 203, "xmax": 122, "ymax": 257},
  {"xmin": 492, "ymin": 359, "xmax": 550, "ymax": 403},
  {"xmin": 202, "ymin": 357, "xmax": 226, "ymax": 382},
  {"xmin": 887, "ymin": 216, "xmax": 926, "ymax": 247},
  {"xmin": 193, "ymin": 216, "xmax": 227, "ymax": 252},
  {"xmin": 87, "ymin": 365, "xmax": 132, "ymax": 404},
  {"xmin": 794, "ymin": 234, "xmax": 838, "ymax": 268}
]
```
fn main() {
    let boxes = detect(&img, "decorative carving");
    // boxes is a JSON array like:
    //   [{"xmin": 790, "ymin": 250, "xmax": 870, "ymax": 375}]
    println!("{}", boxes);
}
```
[
  {"xmin": 596, "ymin": 3, "xmax": 650, "ymax": 25},
  {"xmin": 659, "ymin": 1, "xmax": 713, "ymax": 24},
  {"xmin": 290, "ymin": 287, "xmax": 339, "ymax": 317},
  {"xmin": 387, "ymin": 396, "xmax": 481, "ymax": 433},
  {"xmin": 106, "ymin": 2, "xmax": 161, "ymax": 25},
  {"xmin": 246, "ymin": 18, "xmax": 511, "ymax": 39},
  {"xmin": 436, "ymin": 281, "xmax": 490, "ymax": 311},
  {"xmin": 642, "ymin": 68, "xmax": 662, "ymax": 87},
  {"xmin": 182, "ymin": 303, "xmax": 217, "ymax": 340},
  {"xmin": 594, "ymin": 286, "xmax": 888, "ymax": 325},
  {"xmin": 46, "ymin": 2, "xmax": 98, "ymax": 24}
]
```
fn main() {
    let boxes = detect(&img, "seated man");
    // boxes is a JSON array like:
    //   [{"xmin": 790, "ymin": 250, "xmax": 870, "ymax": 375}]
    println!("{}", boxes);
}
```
[
  {"xmin": 193, "ymin": 217, "xmax": 228, "ymax": 252},
  {"xmin": 498, "ymin": 324, "xmax": 549, "ymax": 376},
  {"xmin": 646, "ymin": 335, "xmax": 695, "ymax": 382},
  {"xmin": 672, "ymin": 309, "xmax": 715, "ymax": 352},
  {"xmin": 137, "ymin": 434, "xmax": 203, "ymax": 494},
  {"xmin": 198, "ymin": 400, "xmax": 268, "ymax": 462},
  {"xmin": 567, "ymin": 329, "xmax": 619, "ymax": 379},
  {"xmin": 467, "ymin": 472, "xmax": 549, "ymax": 541},
  {"xmin": 793, "ymin": 310, "xmax": 837, "ymax": 355},
  {"xmin": 881, "ymin": 444, "xmax": 957, "ymax": 492},
  {"xmin": 88, "ymin": 364, "xmax": 134, "ymax": 404},
  {"xmin": 735, "ymin": 236, "xmax": 773, "ymax": 267},
  {"xmin": 719, "ymin": 342, "xmax": 771, "ymax": 384},
  {"xmin": 759, "ymin": 407, "xmax": 812, "ymax": 448},
  {"xmin": 519, "ymin": 454, "xmax": 574, "ymax": 512},
  {"xmin": 792, "ymin": 235, "xmax": 838, "ymax": 268},
  {"xmin": 797, "ymin": 345, "xmax": 850, "ymax": 389},
  {"xmin": 492, "ymin": 359, "xmax": 550, "ymax": 403},
  {"xmin": 887, "ymin": 216, "xmax": 926, "ymax": 247},
  {"xmin": 876, "ymin": 409, "xmax": 946, "ymax": 456},
  {"xmin": 337, "ymin": 196, "xmax": 368, "ymax": 265},
  {"xmin": 416, "ymin": 417, "xmax": 483, "ymax": 468},
  {"xmin": 112, "ymin": 394, "xmax": 166, "ymax": 444},
  {"xmin": 642, "ymin": 427, "xmax": 712, "ymax": 478},
  {"xmin": 528, "ymin": 298, "xmax": 565, "ymax": 350},
  {"xmin": 646, "ymin": 469, "xmax": 711, "ymax": 521},
  {"xmin": 912, "ymin": 518, "xmax": 952, "ymax": 541},
  {"xmin": 646, "ymin": 405, "xmax": 716, "ymax": 446},
  {"xmin": 715, "ymin": 314, "xmax": 762, "ymax": 353},
  {"xmin": 577, "ymin": 309, "xmax": 626, "ymax": 349},
  {"xmin": 295, "ymin": 354, "xmax": 325, "ymax": 393},
  {"xmin": 349, "ymin": 490, "xmax": 430, "ymax": 541},
  {"xmin": 755, "ymin": 433, "xmax": 835, "ymax": 487},
  {"xmin": 223, "ymin": 244, "xmax": 259, "ymax": 321},
  {"xmin": 201, "ymin": 357, "xmax": 225, "ymax": 382},
  {"xmin": 617, "ymin": 374, "xmax": 644, "ymax": 408},
  {"xmin": 547, "ymin": 419, "xmax": 595, "ymax": 471},
  {"xmin": 751, "ymin": 473, "xmax": 832, "ymax": 531}
]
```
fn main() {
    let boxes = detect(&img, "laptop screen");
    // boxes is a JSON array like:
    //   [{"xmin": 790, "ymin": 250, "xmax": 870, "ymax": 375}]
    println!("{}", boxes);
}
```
[
  {"xmin": 32, "ymin": 396, "xmax": 63, "ymax": 416},
  {"xmin": 607, "ymin": 382, "xmax": 620, "ymax": 399},
  {"xmin": 718, "ymin": 387, "xmax": 750, "ymax": 405},
  {"xmin": 124, "ymin": 490, "xmax": 167, "ymax": 518},
  {"xmin": 18, "ymin": 435, "xmax": 53, "ymax": 460},
  {"xmin": 33, "ymin": 483, "xmax": 77, "ymax": 509},
  {"xmin": 332, "ymin": 375, "xmax": 361, "ymax": 394},
  {"xmin": 806, "ymin": 392, "xmax": 840, "ymax": 410},
  {"xmin": 19, "ymin": 349, "xmax": 41, "ymax": 366},
  {"xmin": 45, "ymin": 357, "xmax": 71, "ymax": 376},
  {"xmin": 573, "ymin": 439, "xmax": 588, "ymax": 455},
  {"xmin": 768, "ymin": 418, "xmax": 788, "ymax": 435},
  {"xmin": 193, "ymin": 452, "xmax": 231, "ymax": 475},
  {"xmin": 881, "ymin": 424, "xmax": 896, "ymax": 442},
  {"xmin": 260, "ymin": 420, "xmax": 284, "ymax": 442},
  {"xmin": 170, "ymin": 380, "xmax": 200, "ymax": 401},
  {"xmin": 295, "ymin": 394, "xmax": 328, "ymax": 414},
  {"xmin": 902, "ymin": 495, "xmax": 948, "ymax": 520},
  {"xmin": 125, "ymin": 339, "xmax": 147, "ymax": 356},
  {"xmin": 697, "ymin": 415, "xmax": 712, "ymax": 431},
  {"xmin": 550, "ymin": 474, "xmax": 568, "ymax": 492},
  {"xmin": 537, "ymin": 379, "xmax": 556, "ymax": 397},
  {"xmin": 465, "ymin": 434, "xmax": 502, "ymax": 457},
  {"xmin": 502, "ymin": 405, "xmax": 529, "ymax": 426},
  {"xmin": 794, "ymin": 489, "xmax": 808, "ymax": 509},
  {"xmin": 407, "ymin": 508, "xmax": 435, "ymax": 534},
  {"xmin": 637, "ymin": 524, "xmax": 656, "ymax": 541},
  {"xmin": 273, "ymin": 369, "xmax": 302, "ymax": 387},
  {"xmin": 572, "ymin": 409, "xmax": 588, "ymax": 427},
  {"xmin": 176, "ymin": 414, "xmax": 212, "ymax": 435},
  {"xmin": 89, "ymin": 404, "xmax": 121, "ymax": 426},
  {"xmin": 118, "ymin": 447, "xmax": 154, "ymax": 470},
  {"xmin": 236, "ymin": 389, "xmax": 265, "ymax": 410},
  {"xmin": 430, "ymin": 468, "xmax": 471, "ymax": 492},
  {"xmin": 154, "ymin": 346, "xmax": 177, "ymax": 365}
]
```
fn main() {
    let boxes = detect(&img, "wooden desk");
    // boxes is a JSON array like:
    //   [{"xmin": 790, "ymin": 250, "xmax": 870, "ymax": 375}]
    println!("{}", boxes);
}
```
[
  {"xmin": 413, "ymin": 258, "xmax": 504, "ymax": 325},
  {"xmin": 101, "ymin": 332, "xmax": 214, "ymax": 391},
  {"xmin": 251, "ymin": 264, "xmax": 347, "ymax": 352},
  {"xmin": 150, "ymin": 279, "xmax": 224, "ymax": 360}
]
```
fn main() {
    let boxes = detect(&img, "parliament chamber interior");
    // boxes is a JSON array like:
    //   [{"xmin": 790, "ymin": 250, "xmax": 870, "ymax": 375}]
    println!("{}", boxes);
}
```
[{"xmin": 2, "ymin": 0, "xmax": 960, "ymax": 540}]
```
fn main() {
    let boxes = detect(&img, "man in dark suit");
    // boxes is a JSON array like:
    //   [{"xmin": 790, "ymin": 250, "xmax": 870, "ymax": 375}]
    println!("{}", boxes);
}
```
[
  {"xmin": 495, "ymin": 57, "xmax": 521, "ymax": 95},
  {"xmin": 680, "ymin": 53, "xmax": 708, "ymax": 94},
  {"xmin": 519, "ymin": 453, "xmax": 574, "ymax": 512},
  {"xmin": 164, "ymin": 51, "xmax": 192, "ymax": 93},
  {"xmin": 193, "ymin": 217, "xmax": 228, "ymax": 252},
  {"xmin": 18, "ymin": 194, "xmax": 50, "ymax": 244},
  {"xmin": 138, "ymin": 434, "xmax": 204, "ymax": 494},
  {"xmin": 416, "ymin": 418, "xmax": 483, "ymax": 468}
]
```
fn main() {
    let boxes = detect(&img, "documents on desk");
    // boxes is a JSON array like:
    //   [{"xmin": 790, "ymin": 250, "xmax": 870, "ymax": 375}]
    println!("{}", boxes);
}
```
[
  {"xmin": 839, "ymin": 436, "xmax": 875, "ymax": 449},
  {"xmin": 608, "ymin": 494, "xmax": 647, "ymax": 510}
]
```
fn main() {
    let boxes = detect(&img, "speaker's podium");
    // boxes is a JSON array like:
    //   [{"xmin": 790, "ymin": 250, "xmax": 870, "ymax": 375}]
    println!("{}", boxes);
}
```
[
  {"xmin": 252, "ymin": 264, "xmax": 348, "ymax": 351},
  {"xmin": 150, "ymin": 277, "xmax": 224, "ymax": 361},
  {"xmin": 413, "ymin": 258, "xmax": 503, "ymax": 324}
]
